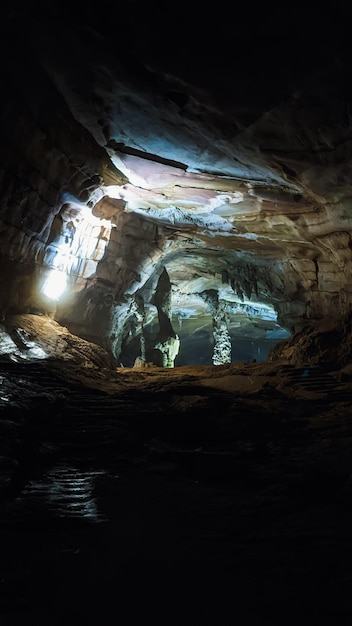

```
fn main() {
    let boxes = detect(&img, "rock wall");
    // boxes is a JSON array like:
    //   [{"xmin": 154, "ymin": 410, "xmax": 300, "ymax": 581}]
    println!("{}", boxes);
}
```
[{"xmin": 1, "ymin": 9, "xmax": 352, "ymax": 367}]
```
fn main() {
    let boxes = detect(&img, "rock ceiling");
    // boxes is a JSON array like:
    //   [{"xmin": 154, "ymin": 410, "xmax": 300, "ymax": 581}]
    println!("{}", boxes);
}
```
[{"xmin": 0, "ymin": 6, "xmax": 351, "ymax": 366}]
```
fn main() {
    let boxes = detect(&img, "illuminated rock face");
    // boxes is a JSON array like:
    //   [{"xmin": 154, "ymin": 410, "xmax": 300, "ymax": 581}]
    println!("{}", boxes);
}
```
[{"xmin": 0, "ymin": 8, "xmax": 351, "ymax": 366}]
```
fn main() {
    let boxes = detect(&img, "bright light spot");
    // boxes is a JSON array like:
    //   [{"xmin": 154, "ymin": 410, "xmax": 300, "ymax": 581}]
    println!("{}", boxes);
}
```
[
  {"xmin": 42, "ymin": 269, "xmax": 67, "ymax": 301},
  {"xmin": 41, "ymin": 201, "xmax": 113, "ymax": 303}
]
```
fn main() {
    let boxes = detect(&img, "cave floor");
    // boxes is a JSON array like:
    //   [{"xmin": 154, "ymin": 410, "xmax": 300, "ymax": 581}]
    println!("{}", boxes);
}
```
[{"xmin": 1, "ymin": 360, "xmax": 352, "ymax": 624}]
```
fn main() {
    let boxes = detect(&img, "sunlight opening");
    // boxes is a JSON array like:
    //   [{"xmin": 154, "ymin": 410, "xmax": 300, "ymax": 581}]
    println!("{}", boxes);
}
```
[
  {"xmin": 42, "ymin": 268, "xmax": 68, "ymax": 300},
  {"xmin": 41, "ymin": 200, "xmax": 113, "ymax": 302}
]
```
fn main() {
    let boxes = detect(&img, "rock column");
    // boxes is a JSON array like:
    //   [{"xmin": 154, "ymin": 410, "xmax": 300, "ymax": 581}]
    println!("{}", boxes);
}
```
[
  {"xmin": 152, "ymin": 267, "xmax": 180, "ymax": 367},
  {"xmin": 201, "ymin": 289, "xmax": 232, "ymax": 365},
  {"xmin": 212, "ymin": 303, "xmax": 232, "ymax": 365}
]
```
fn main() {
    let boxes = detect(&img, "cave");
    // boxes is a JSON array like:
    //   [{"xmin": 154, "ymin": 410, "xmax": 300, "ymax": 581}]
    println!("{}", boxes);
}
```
[{"xmin": 1, "ymin": 5, "xmax": 352, "ymax": 625}]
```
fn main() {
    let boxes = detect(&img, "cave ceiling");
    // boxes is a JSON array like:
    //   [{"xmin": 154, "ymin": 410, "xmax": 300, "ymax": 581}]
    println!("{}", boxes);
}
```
[{"xmin": 0, "ymin": 5, "xmax": 351, "ymax": 364}]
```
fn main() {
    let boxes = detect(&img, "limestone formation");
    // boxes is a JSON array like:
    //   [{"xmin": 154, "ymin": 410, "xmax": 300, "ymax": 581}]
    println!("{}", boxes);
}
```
[{"xmin": 0, "ymin": 7, "xmax": 351, "ymax": 367}]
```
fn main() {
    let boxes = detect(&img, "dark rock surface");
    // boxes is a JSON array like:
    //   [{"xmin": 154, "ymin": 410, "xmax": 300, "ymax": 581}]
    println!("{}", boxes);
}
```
[{"xmin": 1, "ymin": 349, "xmax": 352, "ymax": 624}]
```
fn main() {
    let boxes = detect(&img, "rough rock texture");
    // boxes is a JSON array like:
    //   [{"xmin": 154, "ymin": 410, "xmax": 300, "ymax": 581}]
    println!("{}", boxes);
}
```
[
  {"xmin": 1, "ymin": 316, "xmax": 352, "ymax": 623},
  {"xmin": 269, "ymin": 314, "xmax": 352, "ymax": 369},
  {"xmin": 0, "ymin": 6, "xmax": 351, "ymax": 366},
  {"xmin": 0, "ymin": 314, "xmax": 114, "ymax": 368}
]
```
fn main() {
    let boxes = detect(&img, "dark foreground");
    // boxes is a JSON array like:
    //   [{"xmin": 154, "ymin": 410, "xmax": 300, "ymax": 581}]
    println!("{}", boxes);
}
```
[{"xmin": 1, "ymin": 360, "xmax": 352, "ymax": 625}]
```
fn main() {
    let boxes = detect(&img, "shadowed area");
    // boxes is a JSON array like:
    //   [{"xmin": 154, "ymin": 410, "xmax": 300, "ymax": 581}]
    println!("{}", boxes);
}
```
[{"xmin": 1, "ymin": 318, "xmax": 352, "ymax": 624}]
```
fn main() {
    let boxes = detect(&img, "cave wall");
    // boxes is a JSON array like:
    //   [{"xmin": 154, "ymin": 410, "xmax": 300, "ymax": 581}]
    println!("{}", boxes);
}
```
[
  {"xmin": 0, "ymin": 30, "xmax": 125, "ymax": 322},
  {"xmin": 1, "ymin": 10, "xmax": 352, "ymax": 367}
]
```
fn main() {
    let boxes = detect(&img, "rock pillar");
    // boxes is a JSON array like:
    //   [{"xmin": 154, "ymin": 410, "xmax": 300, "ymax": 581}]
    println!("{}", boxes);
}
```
[
  {"xmin": 200, "ymin": 289, "xmax": 232, "ymax": 365},
  {"xmin": 152, "ymin": 267, "xmax": 180, "ymax": 367}
]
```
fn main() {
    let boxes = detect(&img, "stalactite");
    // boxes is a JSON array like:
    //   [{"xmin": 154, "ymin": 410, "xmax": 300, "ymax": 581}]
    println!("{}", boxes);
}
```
[{"xmin": 222, "ymin": 269, "xmax": 230, "ymax": 284}]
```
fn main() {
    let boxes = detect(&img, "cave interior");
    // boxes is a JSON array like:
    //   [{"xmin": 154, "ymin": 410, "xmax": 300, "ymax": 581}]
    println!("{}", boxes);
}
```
[{"xmin": 1, "ymin": 5, "xmax": 352, "ymax": 624}]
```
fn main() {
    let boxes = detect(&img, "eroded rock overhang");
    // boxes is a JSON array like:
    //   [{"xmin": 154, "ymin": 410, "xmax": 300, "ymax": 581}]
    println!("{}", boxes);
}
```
[{"xmin": 0, "ymin": 7, "xmax": 351, "ymax": 365}]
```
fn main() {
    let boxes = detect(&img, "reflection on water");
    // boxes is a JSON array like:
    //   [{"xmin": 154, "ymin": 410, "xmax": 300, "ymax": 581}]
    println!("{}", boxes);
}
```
[
  {"xmin": 45, "ymin": 464, "xmax": 107, "ymax": 521},
  {"xmin": 4, "ymin": 463, "xmax": 108, "ymax": 524}
]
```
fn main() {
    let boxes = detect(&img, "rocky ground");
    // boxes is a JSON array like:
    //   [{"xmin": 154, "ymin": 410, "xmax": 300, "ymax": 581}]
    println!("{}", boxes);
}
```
[{"xmin": 1, "ymin": 316, "xmax": 352, "ymax": 624}]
